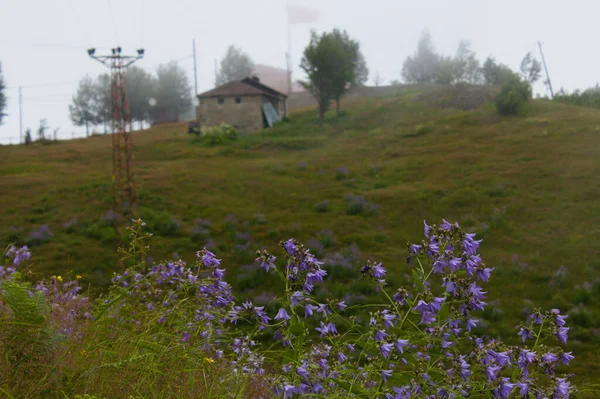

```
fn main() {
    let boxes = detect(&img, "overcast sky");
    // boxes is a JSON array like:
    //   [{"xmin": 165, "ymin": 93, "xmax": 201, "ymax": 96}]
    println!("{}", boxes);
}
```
[{"xmin": 0, "ymin": 0, "xmax": 598, "ymax": 143}]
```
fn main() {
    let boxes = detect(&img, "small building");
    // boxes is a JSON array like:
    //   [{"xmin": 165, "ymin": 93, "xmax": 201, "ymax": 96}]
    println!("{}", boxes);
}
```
[{"xmin": 196, "ymin": 77, "xmax": 288, "ymax": 134}]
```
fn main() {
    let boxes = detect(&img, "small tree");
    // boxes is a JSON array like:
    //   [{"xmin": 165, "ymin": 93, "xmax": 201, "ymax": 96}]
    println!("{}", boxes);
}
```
[
  {"xmin": 299, "ymin": 31, "xmax": 347, "ymax": 123},
  {"xmin": 520, "ymin": 52, "xmax": 542, "ymax": 84},
  {"xmin": 37, "ymin": 119, "xmax": 48, "ymax": 140},
  {"xmin": 373, "ymin": 71, "xmax": 381, "ymax": 87},
  {"xmin": 435, "ymin": 56, "xmax": 455, "ymax": 85},
  {"xmin": 24, "ymin": 128, "xmax": 32, "ymax": 145},
  {"xmin": 216, "ymin": 46, "xmax": 255, "ymax": 86},
  {"xmin": 0, "ymin": 61, "xmax": 6, "ymax": 125},
  {"xmin": 496, "ymin": 76, "xmax": 532, "ymax": 115},
  {"xmin": 69, "ymin": 75, "xmax": 100, "ymax": 137},
  {"xmin": 401, "ymin": 29, "xmax": 440, "ymax": 84},
  {"xmin": 482, "ymin": 57, "xmax": 517, "ymax": 86},
  {"xmin": 95, "ymin": 73, "xmax": 111, "ymax": 133},
  {"xmin": 330, "ymin": 29, "xmax": 367, "ymax": 114}
]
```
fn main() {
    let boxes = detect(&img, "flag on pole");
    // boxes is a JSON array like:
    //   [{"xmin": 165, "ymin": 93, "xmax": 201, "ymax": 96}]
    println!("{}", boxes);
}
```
[{"xmin": 287, "ymin": 4, "xmax": 319, "ymax": 25}]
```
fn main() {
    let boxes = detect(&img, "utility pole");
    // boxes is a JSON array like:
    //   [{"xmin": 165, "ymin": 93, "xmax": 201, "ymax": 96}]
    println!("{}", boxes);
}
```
[
  {"xmin": 193, "ymin": 39, "xmax": 198, "ymax": 96},
  {"xmin": 18, "ymin": 87, "xmax": 22, "ymax": 144},
  {"xmin": 537, "ymin": 41, "xmax": 554, "ymax": 99},
  {"xmin": 214, "ymin": 59, "xmax": 218, "ymax": 86},
  {"xmin": 88, "ymin": 46, "xmax": 144, "ymax": 266}
]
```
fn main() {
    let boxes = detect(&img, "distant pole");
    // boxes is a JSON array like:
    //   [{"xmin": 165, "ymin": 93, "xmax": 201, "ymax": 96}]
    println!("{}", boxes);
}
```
[
  {"xmin": 214, "ymin": 59, "xmax": 218, "ymax": 86},
  {"xmin": 192, "ymin": 39, "xmax": 198, "ymax": 96},
  {"xmin": 537, "ymin": 41, "xmax": 554, "ymax": 99},
  {"xmin": 286, "ymin": 0, "xmax": 292, "ymax": 94},
  {"xmin": 18, "ymin": 86, "xmax": 23, "ymax": 144}
]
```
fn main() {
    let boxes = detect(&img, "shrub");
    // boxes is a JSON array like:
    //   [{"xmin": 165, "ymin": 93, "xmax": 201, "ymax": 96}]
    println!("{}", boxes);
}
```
[
  {"xmin": 313, "ymin": 200, "xmax": 329, "ymax": 213},
  {"xmin": 344, "ymin": 193, "xmax": 380, "ymax": 215},
  {"xmin": 495, "ymin": 76, "xmax": 532, "ymax": 115},
  {"xmin": 192, "ymin": 123, "xmax": 238, "ymax": 145}
]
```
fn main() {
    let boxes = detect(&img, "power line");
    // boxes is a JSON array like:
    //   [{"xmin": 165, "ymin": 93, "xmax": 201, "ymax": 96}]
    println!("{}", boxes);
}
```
[{"xmin": 106, "ymin": 0, "xmax": 120, "ymax": 44}]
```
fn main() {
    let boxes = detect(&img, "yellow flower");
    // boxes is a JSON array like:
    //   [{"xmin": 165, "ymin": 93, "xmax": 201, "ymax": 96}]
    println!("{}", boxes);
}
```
[
  {"xmin": 76, "ymin": 275, "xmax": 82, "ymax": 280},
  {"xmin": 204, "ymin": 357, "xmax": 215, "ymax": 364},
  {"xmin": 56, "ymin": 276, "xmax": 63, "ymax": 283}
]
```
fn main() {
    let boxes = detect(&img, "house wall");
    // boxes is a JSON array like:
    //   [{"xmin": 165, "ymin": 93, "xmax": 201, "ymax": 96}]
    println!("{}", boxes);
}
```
[{"xmin": 197, "ymin": 95, "xmax": 263, "ymax": 134}]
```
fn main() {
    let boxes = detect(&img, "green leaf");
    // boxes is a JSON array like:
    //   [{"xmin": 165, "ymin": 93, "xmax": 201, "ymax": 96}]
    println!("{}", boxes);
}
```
[
  {"xmin": 330, "ymin": 378, "xmax": 370, "ymax": 397},
  {"xmin": 438, "ymin": 301, "xmax": 450, "ymax": 321},
  {"xmin": 412, "ymin": 268, "xmax": 425, "ymax": 292}
]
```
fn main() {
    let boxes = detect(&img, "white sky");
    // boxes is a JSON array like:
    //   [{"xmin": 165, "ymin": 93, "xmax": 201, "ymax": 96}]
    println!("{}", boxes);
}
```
[{"xmin": 0, "ymin": 0, "xmax": 598, "ymax": 144}]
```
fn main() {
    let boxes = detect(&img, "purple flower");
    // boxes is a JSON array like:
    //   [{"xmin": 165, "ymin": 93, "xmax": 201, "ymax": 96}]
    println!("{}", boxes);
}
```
[
  {"xmin": 371, "ymin": 263, "xmax": 386, "ymax": 279},
  {"xmin": 381, "ymin": 310, "xmax": 397, "ymax": 329},
  {"xmin": 423, "ymin": 220, "xmax": 432, "ymax": 238},
  {"xmin": 477, "ymin": 267, "xmax": 494, "ymax": 282},
  {"xmin": 554, "ymin": 378, "xmax": 571, "ymax": 399},
  {"xmin": 380, "ymin": 343, "xmax": 394, "ymax": 358},
  {"xmin": 337, "ymin": 301, "xmax": 347, "ymax": 310},
  {"xmin": 304, "ymin": 304, "xmax": 318, "ymax": 318},
  {"xmin": 466, "ymin": 319, "xmax": 478, "ymax": 331},
  {"xmin": 315, "ymin": 321, "xmax": 330, "ymax": 338},
  {"xmin": 542, "ymin": 352, "xmax": 558, "ymax": 365},
  {"xmin": 395, "ymin": 339, "xmax": 409, "ymax": 354},
  {"xmin": 290, "ymin": 291, "xmax": 303, "ymax": 308},
  {"xmin": 551, "ymin": 309, "xmax": 568, "ymax": 327},
  {"xmin": 556, "ymin": 326, "xmax": 569, "ymax": 345},
  {"xmin": 275, "ymin": 308, "xmax": 290, "ymax": 321},
  {"xmin": 284, "ymin": 239, "xmax": 297, "ymax": 255},
  {"xmin": 463, "ymin": 233, "xmax": 482, "ymax": 256},
  {"xmin": 492, "ymin": 378, "xmax": 514, "ymax": 399},
  {"xmin": 560, "ymin": 351, "xmax": 574, "ymax": 365},
  {"xmin": 212, "ymin": 268, "xmax": 225, "ymax": 279},
  {"xmin": 200, "ymin": 250, "xmax": 221, "ymax": 267},
  {"xmin": 381, "ymin": 369, "xmax": 393, "ymax": 383},
  {"xmin": 517, "ymin": 327, "xmax": 533, "ymax": 342},
  {"xmin": 337, "ymin": 351, "xmax": 347, "ymax": 363},
  {"xmin": 297, "ymin": 366, "xmax": 309, "ymax": 379},
  {"xmin": 486, "ymin": 365, "xmax": 501, "ymax": 381},
  {"xmin": 516, "ymin": 381, "xmax": 529, "ymax": 397},
  {"xmin": 374, "ymin": 330, "xmax": 389, "ymax": 342}
]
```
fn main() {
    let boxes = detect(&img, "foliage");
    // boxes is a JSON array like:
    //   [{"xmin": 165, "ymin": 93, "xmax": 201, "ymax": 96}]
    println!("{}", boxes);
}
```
[
  {"xmin": 37, "ymin": 119, "xmax": 49, "ymax": 141},
  {"xmin": 482, "ymin": 57, "xmax": 517, "ymax": 86},
  {"xmin": 453, "ymin": 40, "xmax": 482, "ymax": 84},
  {"xmin": 191, "ymin": 123, "xmax": 238, "ymax": 146},
  {"xmin": 69, "ymin": 75, "xmax": 101, "ymax": 137},
  {"xmin": 0, "ymin": 220, "xmax": 588, "ymax": 398},
  {"xmin": 0, "ymin": 61, "xmax": 6, "ymax": 125},
  {"xmin": 495, "ymin": 76, "xmax": 532, "ymax": 115},
  {"xmin": 300, "ymin": 30, "xmax": 361, "ymax": 122},
  {"xmin": 149, "ymin": 62, "xmax": 193, "ymax": 124},
  {"xmin": 554, "ymin": 85, "xmax": 600, "ymax": 109},
  {"xmin": 95, "ymin": 73, "xmax": 111, "ymax": 132},
  {"xmin": 401, "ymin": 30, "xmax": 440, "ymax": 84},
  {"xmin": 24, "ymin": 128, "xmax": 32, "ymax": 145},
  {"xmin": 520, "ymin": 52, "xmax": 542, "ymax": 84},
  {"xmin": 126, "ymin": 66, "xmax": 155, "ymax": 128},
  {"xmin": 216, "ymin": 45, "xmax": 255, "ymax": 85}
]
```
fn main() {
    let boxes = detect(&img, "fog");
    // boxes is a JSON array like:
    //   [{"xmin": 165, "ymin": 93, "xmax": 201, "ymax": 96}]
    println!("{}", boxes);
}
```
[{"xmin": 0, "ymin": 0, "xmax": 598, "ymax": 143}]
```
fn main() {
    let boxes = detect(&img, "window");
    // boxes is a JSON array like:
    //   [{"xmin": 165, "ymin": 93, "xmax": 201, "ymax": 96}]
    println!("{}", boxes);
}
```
[
  {"xmin": 235, "ymin": 97, "xmax": 242, "ymax": 104},
  {"xmin": 217, "ymin": 97, "xmax": 225, "ymax": 105}
]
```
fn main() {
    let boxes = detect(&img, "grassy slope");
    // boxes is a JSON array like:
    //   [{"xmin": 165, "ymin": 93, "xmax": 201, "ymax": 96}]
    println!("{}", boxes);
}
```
[{"xmin": 1, "ymin": 86, "xmax": 600, "ymax": 381}]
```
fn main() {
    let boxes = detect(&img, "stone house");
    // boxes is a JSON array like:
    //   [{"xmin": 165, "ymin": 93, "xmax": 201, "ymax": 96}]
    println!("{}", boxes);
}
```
[{"xmin": 196, "ymin": 77, "xmax": 288, "ymax": 134}]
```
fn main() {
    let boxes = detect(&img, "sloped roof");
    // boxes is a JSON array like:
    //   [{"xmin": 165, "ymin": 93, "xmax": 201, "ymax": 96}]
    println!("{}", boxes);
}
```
[{"xmin": 198, "ymin": 78, "xmax": 287, "ymax": 98}]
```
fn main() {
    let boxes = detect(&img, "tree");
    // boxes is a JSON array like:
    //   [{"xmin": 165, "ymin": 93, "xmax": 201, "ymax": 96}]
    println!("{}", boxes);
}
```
[
  {"xmin": 126, "ymin": 66, "xmax": 155, "ymax": 129},
  {"xmin": 150, "ymin": 62, "xmax": 193, "ymax": 124},
  {"xmin": 299, "ymin": 31, "xmax": 346, "ymax": 123},
  {"xmin": 330, "ymin": 29, "xmax": 367, "ymax": 113},
  {"xmin": 69, "ymin": 75, "xmax": 100, "ymax": 137},
  {"xmin": 401, "ymin": 30, "xmax": 440, "ymax": 84},
  {"xmin": 37, "ymin": 119, "xmax": 48, "ymax": 140},
  {"xmin": 520, "ymin": 52, "xmax": 542, "ymax": 84},
  {"xmin": 435, "ymin": 56, "xmax": 455, "ymax": 85},
  {"xmin": 482, "ymin": 57, "xmax": 516, "ymax": 86},
  {"xmin": 216, "ymin": 46, "xmax": 255, "ymax": 86},
  {"xmin": 452, "ymin": 40, "xmax": 481, "ymax": 84},
  {"xmin": 95, "ymin": 73, "xmax": 111, "ymax": 133},
  {"xmin": 24, "ymin": 128, "xmax": 32, "ymax": 145},
  {"xmin": 0, "ymin": 61, "xmax": 6, "ymax": 125},
  {"xmin": 373, "ymin": 71, "xmax": 382, "ymax": 87}
]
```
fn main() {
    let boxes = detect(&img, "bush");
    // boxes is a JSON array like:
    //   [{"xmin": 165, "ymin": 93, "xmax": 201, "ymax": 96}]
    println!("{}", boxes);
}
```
[
  {"xmin": 495, "ymin": 76, "xmax": 532, "ymax": 115},
  {"xmin": 191, "ymin": 123, "xmax": 238, "ymax": 145}
]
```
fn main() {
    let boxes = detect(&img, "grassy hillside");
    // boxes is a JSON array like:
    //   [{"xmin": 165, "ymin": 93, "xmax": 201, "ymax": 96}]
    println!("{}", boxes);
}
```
[{"xmin": 2, "ymin": 86, "xmax": 600, "ymax": 381}]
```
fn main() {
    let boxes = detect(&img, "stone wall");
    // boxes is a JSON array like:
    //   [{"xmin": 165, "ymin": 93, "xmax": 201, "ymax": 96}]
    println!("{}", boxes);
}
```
[{"xmin": 197, "ymin": 94, "xmax": 263, "ymax": 134}]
